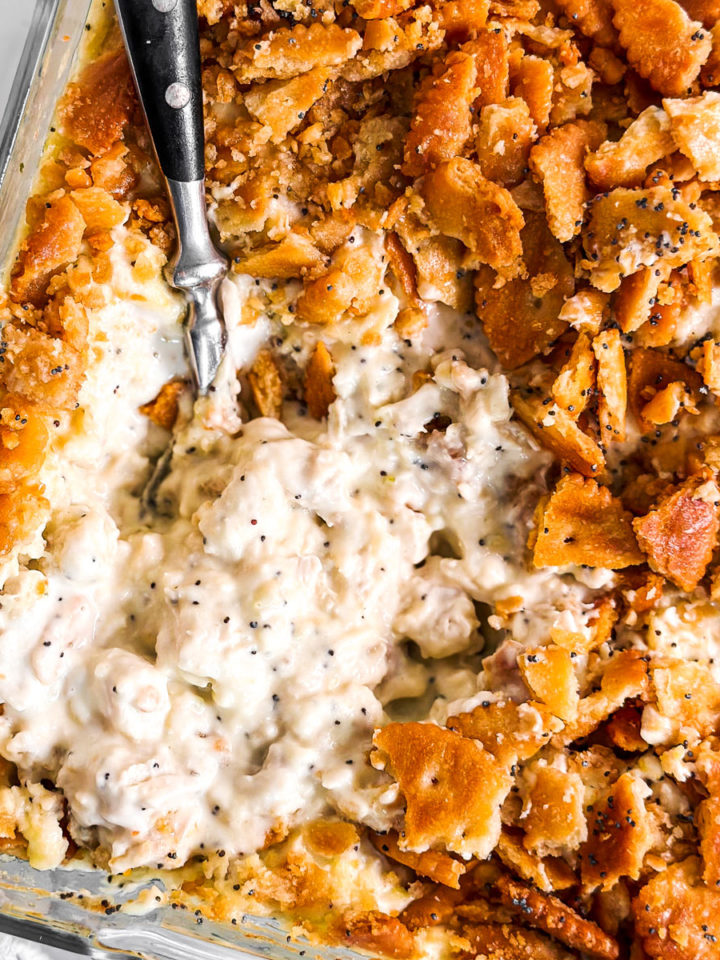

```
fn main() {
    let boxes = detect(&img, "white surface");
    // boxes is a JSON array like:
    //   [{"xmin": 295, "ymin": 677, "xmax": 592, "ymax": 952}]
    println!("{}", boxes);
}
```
[
  {"xmin": 0, "ymin": 2, "xmax": 35, "ymax": 109},
  {"xmin": 0, "ymin": 935, "xmax": 57, "ymax": 960}
]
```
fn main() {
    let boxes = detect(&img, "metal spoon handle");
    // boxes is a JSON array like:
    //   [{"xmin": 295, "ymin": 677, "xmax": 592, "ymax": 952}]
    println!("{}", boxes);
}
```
[
  {"xmin": 114, "ymin": 0, "xmax": 203, "ymax": 184},
  {"xmin": 115, "ymin": 0, "xmax": 228, "ymax": 395}
]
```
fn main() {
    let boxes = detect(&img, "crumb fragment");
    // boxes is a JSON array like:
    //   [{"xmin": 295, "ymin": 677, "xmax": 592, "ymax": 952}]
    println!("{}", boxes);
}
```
[
  {"xmin": 304, "ymin": 341, "xmax": 335, "ymax": 419},
  {"xmin": 530, "ymin": 119, "xmax": 606, "ymax": 242},
  {"xmin": 248, "ymin": 350, "xmax": 284, "ymax": 419},
  {"xmin": 139, "ymin": 380, "xmax": 185, "ymax": 431},
  {"xmin": 371, "ymin": 723, "xmax": 512, "ymax": 859},
  {"xmin": 593, "ymin": 328, "xmax": 627, "ymax": 442},
  {"xmin": 664, "ymin": 90, "xmax": 720, "ymax": 180},
  {"xmin": 581, "ymin": 186, "xmax": 719, "ymax": 291},
  {"xmin": 612, "ymin": 0, "xmax": 711, "ymax": 96},
  {"xmin": 421, "ymin": 157, "xmax": 524, "ymax": 275},
  {"xmin": 585, "ymin": 106, "xmax": 676, "ymax": 190},
  {"xmin": 633, "ymin": 471, "xmax": 720, "ymax": 590},
  {"xmin": 475, "ymin": 212, "xmax": 573, "ymax": 368}
]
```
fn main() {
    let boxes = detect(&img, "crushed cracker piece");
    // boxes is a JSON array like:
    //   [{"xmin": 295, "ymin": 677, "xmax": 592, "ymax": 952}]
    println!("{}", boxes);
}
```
[
  {"xmin": 641, "ymin": 380, "xmax": 699, "ymax": 423},
  {"xmin": 369, "ymin": 830, "xmax": 466, "ymax": 888},
  {"xmin": 612, "ymin": 0, "xmax": 712, "ymax": 96},
  {"xmin": 1, "ymin": 322, "xmax": 83, "ymax": 412},
  {"xmin": 402, "ymin": 52, "xmax": 478, "ymax": 177},
  {"xmin": 551, "ymin": 60, "xmax": 595, "ymax": 127},
  {"xmin": 59, "ymin": 49, "xmax": 135, "ymax": 155},
  {"xmin": 138, "ymin": 380, "xmax": 185, "ymax": 431},
  {"xmin": 434, "ymin": 0, "xmax": 490, "ymax": 38},
  {"xmin": 589, "ymin": 46, "xmax": 626, "ymax": 85},
  {"xmin": 580, "ymin": 772, "xmax": 653, "ymax": 892},
  {"xmin": 511, "ymin": 54, "xmax": 554, "ymax": 130},
  {"xmin": 558, "ymin": 288, "xmax": 609, "ymax": 334},
  {"xmin": 89, "ymin": 143, "xmax": 136, "ymax": 198},
  {"xmin": 512, "ymin": 391, "xmax": 605, "ymax": 476},
  {"xmin": 593, "ymin": 328, "xmax": 627, "ymax": 442},
  {"xmin": 421, "ymin": 157, "xmax": 524, "ymax": 275},
  {"xmin": 520, "ymin": 766, "xmax": 587, "ymax": 857},
  {"xmin": 346, "ymin": 8, "xmax": 445, "ymax": 80},
  {"xmin": 0, "ymin": 486, "xmax": 49, "ymax": 560},
  {"xmin": 463, "ymin": 923, "xmax": 577, "ymax": 959},
  {"xmin": 688, "ymin": 258, "xmax": 713, "ymax": 303},
  {"xmin": 350, "ymin": 0, "xmax": 414, "ymax": 16},
  {"xmin": 233, "ymin": 234, "xmax": 326, "ymax": 280},
  {"xmin": 496, "ymin": 830, "xmax": 577, "ymax": 892},
  {"xmin": 303, "ymin": 819, "xmax": 358, "ymax": 857},
  {"xmin": 551, "ymin": 597, "xmax": 618, "ymax": 653},
  {"xmin": 696, "ymin": 742, "xmax": 720, "ymax": 886},
  {"xmin": 496, "ymin": 874, "xmax": 620, "ymax": 958},
  {"xmin": 633, "ymin": 471, "xmax": 720, "ymax": 590},
  {"xmin": 392, "ymin": 201, "xmax": 472, "ymax": 311},
  {"xmin": 664, "ymin": 90, "xmax": 720, "ymax": 180},
  {"xmin": 552, "ymin": 331, "xmax": 595, "ymax": 416},
  {"xmin": 618, "ymin": 568, "xmax": 664, "ymax": 613},
  {"xmin": 702, "ymin": 21, "xmax": 720, "ymax": 86},
  {"xmin": 518, "ymin": 645, "xmax": 579, "ymax": 721},
  {"xmin": 651, "ymin": 659, "xmax": 720, "ymax": 741},
  {"xmin": 233, "ymin": 23, "xmax": 361, "ymax": 81},
  {"xmin": 69, "ymin": 187, "xmax": 126, "ymax": 232},
  {"xmin": 304, "ymin": 341, "xmax": 335, "ymax": 419},
  {"xmin": 636, "ymin": 270, "xmax": 687, "ymax": 349},
  {"xmin": 448, "ymin": 699, "xmax": 563, "ymax": 765},
  {"xmin": 633, "ymin": 856, "xmax": 720, "ymax": 960},
  {"xmin": 244, "ymin": 66, "xmax": 333, "ymax": 143},
  {"xmin": 371, "ymin": 722, "xmax": 512, "ymax": 859},
  {"xmin": 296, "ymin": 243, "xmax": 384, "ymax": 324},
  {"xmin": 475, "ymin": 97, "xmax": 537, "ymax": 187},
  {"xmin": 341, "ymin": 911, "xmax": 414, "ymax": 959},
  {"xmin": 530, "ymin": 119, "xmax": 606, "ymax": 242},
  {"xmin": 248, "ymin": 350, "xmax": 284, "ymax": 419},
  {"xmin": 557, "ymin": 0, "xmax": 617, "ymax": 45},
  {"xmin": 581, "ymin": 186, "xmax": 719, "ymax": 292},
  {"xmin": 678, "ymin": 0, "xmax": 720, "ymax": 23},
  {"xmin": 585, "ymin": 106, "xmax": 676, "ymax": 190},
  {"xmin": 463, "ymin": 29, "xmax": 509, "ymax": 107},
  {"xmin": 698, "ymin": 339, "xmax": 720, "ymax": 395},
  {"xmin": 554, "ymin": 650, "xmax": 650, "ymax": 745},
  {"xmin": 0, "ymin": 399, "xmax": 49, "ymax": 493},
  {"xmin": 627, "ymin": 346, "xmax": 703, "ymax": 430},
  {"xmin": 11, "ymin": 196, "xmax": 86, "ymax": 305},
  {"xmin": 614, "ymin": 266, "xmax": 666, "ymax": 334},
  {"xmin": 533, "ymin": 474, "xmax": 642, "ymax": 568},
  {"xmin": 475, "ymin": 213, "xmax": 573, "ymax": 368},
  {"xmin": 605, "ymin": 704, "xmax": 647, "ymax": 751}
]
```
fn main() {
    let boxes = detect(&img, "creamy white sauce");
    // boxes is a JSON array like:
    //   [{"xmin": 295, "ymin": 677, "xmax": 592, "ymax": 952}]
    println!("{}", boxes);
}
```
[{"xmin": 0, "ymin": 228, "xmax": 593, "ymax": 871}]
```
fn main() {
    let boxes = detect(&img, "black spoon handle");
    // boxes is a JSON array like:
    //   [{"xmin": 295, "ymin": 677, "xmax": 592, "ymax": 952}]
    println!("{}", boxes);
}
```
[{"xmin": 114, "ymin": 0, "xmax": 204, "ymax": 183}]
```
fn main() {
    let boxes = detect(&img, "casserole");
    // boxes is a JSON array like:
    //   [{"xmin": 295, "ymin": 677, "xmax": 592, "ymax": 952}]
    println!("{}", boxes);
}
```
[{"xmin": 4, "ymin": 0, "xmax": 720, "ymax": 957}]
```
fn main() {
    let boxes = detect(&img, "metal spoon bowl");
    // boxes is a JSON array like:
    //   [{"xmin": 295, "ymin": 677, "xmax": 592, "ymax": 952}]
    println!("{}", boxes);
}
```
[{"xmin": 114, "ymin": 0, "xmax": 228, "ymax": 510}]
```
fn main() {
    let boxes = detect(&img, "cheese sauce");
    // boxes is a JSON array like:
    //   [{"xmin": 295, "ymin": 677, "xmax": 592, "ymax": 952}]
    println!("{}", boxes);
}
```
[{"xmin": 0, "ymin": 226, "xmax": 593, "ymax": 871}]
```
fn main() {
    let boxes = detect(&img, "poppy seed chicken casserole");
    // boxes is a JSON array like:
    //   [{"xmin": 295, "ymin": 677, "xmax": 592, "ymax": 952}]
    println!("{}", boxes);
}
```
[{"xmin": 4, "ymin": 0, "xmax": 720, "ymax": 956}]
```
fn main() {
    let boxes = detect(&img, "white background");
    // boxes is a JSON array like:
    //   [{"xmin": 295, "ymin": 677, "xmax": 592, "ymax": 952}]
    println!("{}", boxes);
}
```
[{"xmin": 0, "ymin": 2, "xmax": 34, "ymax": 108}]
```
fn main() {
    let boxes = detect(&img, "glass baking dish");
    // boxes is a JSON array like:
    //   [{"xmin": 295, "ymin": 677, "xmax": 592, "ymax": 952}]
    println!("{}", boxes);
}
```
[{"xmin": 0, "ymin": 4, "xmax": 363, "ymax": 959}]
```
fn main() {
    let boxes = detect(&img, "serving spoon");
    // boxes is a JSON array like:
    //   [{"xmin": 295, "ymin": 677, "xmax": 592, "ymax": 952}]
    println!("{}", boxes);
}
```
[{"xmin": 114, "ymin": 0, "xmax": 228, "ymax": 509}]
